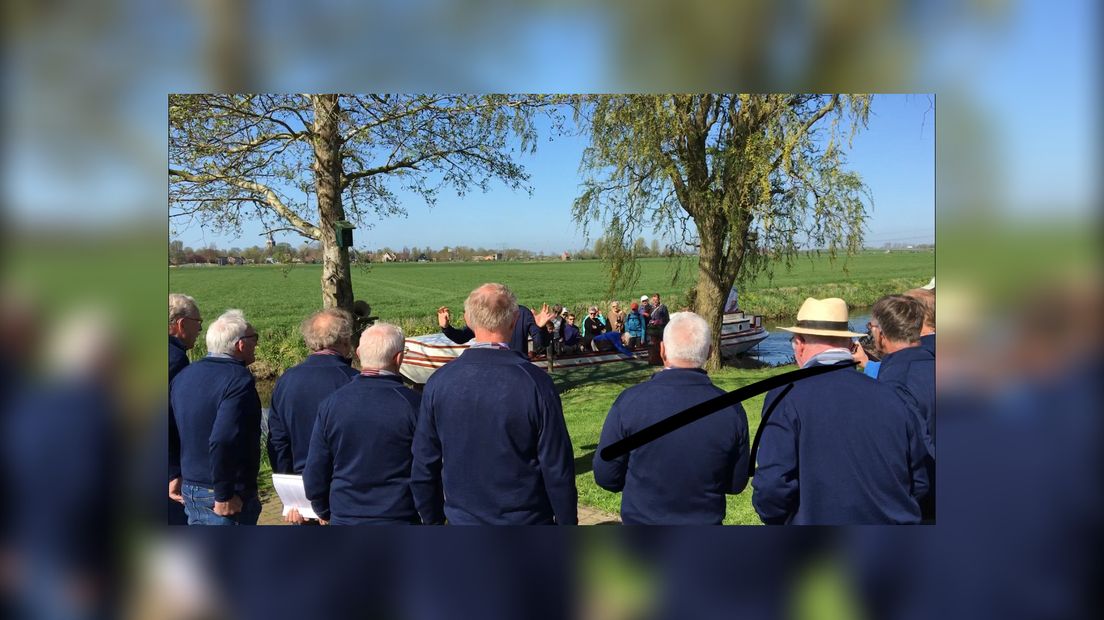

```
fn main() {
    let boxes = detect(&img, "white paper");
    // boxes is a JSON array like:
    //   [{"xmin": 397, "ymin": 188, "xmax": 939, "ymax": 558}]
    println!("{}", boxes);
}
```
[{"xmin": 271, "ymin": 474, "xmax": 319, "ymax": 520}]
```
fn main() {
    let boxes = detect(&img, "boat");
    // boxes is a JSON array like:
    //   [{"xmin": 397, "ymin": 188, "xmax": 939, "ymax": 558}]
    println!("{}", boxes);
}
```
[{"xmin": 399, "ymin": 311, "xmax": 768, "ymax": 385}]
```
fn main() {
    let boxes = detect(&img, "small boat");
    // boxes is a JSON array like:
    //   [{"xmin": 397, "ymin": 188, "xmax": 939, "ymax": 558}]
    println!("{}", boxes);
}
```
[{"xmin": 400, "ymin": 312, "xmax": 768, "ymax": 385}]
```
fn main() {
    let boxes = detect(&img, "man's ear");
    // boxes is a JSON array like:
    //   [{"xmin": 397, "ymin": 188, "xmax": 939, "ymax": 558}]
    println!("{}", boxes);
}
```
[
  {"xmin": 393, "ymin": 349, "xmax": 404, "ymax": 368},
  {"xmin": 659, "ymin": 341, "xmax": 667, "ymax": 365}
]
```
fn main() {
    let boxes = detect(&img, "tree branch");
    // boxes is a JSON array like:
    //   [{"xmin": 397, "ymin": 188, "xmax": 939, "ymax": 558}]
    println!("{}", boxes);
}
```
[{"xmin": 170, "ymin": 168, "xmax": 321, "ymax": 239}]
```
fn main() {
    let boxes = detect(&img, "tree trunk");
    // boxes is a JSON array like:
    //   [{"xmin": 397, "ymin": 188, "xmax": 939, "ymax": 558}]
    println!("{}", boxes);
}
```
[
  {"xmin": 694, "ymin": 219, "xmax": 736, "ymax": 371},
  {"xmin": 311, "ymin": 95, "xmax": 354, "ymax": 311}
]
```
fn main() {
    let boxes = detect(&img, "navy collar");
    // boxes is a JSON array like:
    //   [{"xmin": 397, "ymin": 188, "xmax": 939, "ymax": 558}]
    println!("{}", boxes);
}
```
[
  {"xmin": 650, "ymin": 367, "xmax": 711, "ymax": 384},
  {"xmin": 169, "ymin": 335, "xmax": 186, "ymax": 350},
  {"xmin": 302, "ymin": 353, "xmax": 354, "ymax": 368}
]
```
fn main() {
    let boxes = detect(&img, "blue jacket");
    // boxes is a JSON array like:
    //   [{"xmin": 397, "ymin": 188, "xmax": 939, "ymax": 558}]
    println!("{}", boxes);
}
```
[
  {"xmin": 411, "ymin": 347, "xmax": 577, "ymax": 525},
  {"xmin": 623, "ymin": 311, "xmax": 645, "ymax": 340},
  {"xmin": 441, "ymin": 305, "xmax": 546, "ymax": 356},
  {"xmin": 594, "ymin": 368, "xmax": 750, "ymax": 524},
  {"xmin": 878, "ymin": 345, "xmax": 936, "ymax": 454},
  {"xmin": 303, "ymin": 374, "xmax": 422, "ymax": 524},
  {"xmin": 267, "ymin": 354, "xmax": 357, "ymax": 474},
  {"xmin": 920, "ymin": 333, "xmax": 935, "ymax": 356},
  {"xmin": 563, "ymin": 323, "xmax": 581, "ymax": 346},
  {"xmin": 169, "ymin": 336, "xmax": 189, "ymax": 382},
  {"xmin": 752, "ymin": 363, "xmax": 928, "ymax": 525},
  {"xmin": 170, "ymin": 357, "xmax": 262, "ymax": 502}
]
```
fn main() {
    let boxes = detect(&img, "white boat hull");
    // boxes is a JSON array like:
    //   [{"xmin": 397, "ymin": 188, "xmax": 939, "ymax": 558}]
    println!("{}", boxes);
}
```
[{"xmin": 400, "ymin": 313, "xmax": 768, "ymax": 384}]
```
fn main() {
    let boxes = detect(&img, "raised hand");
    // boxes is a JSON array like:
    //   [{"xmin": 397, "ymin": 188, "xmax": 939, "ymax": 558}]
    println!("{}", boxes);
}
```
[{"xmin": 437, "ymin": 306, "xmax": 451, "ymax": 328}]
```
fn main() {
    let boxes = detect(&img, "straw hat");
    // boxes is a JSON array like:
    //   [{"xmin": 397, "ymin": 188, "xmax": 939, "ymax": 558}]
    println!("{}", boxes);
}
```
[
  {"xmin": 779, "ymin": 297, "xmax": 864, "ymax": 338},
  {"xmin": 921, "ymin": 277, "xmax": 935, "ymax": 290}
]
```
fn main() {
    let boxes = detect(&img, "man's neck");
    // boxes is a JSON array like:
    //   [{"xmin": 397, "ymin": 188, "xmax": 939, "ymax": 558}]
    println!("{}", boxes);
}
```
[
  {"xmin": 471, "ymin": 328, "xmax": 511, "ymax": 343},
  {"xmin": 882, "ymin": 340, "xmax": 917, "ymax": 355}
]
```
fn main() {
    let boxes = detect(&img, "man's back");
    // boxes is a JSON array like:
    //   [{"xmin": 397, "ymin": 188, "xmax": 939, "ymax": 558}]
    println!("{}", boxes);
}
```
[
  {"xmin": 170, "ymin": 357, "xmax": 261, "ymax": 500},
  {"xmin": 594, "ymin": 368, "xmax": 749, "ymax": 524},
  {"xmin": 303, "ymin": 374, "xmax": 421, "ymax": 524},
  {"xmin": 879, "ymin": 345, "xmax": 936, "ymax": 448},
  {"xmin": 411, "ymin": 347, "xmax": 577, "ymax": 525},
  {"xmin": 753, "ymin": 366, "xmax": 928, "ymax": 525},
  {"xmin": 267, "ymin": 354, "xmax": 357, "ymax": 474}
]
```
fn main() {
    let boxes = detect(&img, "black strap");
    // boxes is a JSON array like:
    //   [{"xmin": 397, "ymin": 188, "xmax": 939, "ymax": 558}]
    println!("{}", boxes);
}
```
[
  {"xmin": 795, "ymin": 319, "xmax": 851, "ymax": 330},
  {"xmin": 598, "ymin": 361, "xmax": 858, "ymax": 462}
]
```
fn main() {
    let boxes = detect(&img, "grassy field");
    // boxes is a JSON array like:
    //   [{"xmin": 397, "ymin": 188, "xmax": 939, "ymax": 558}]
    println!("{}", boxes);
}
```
[
  {"xmin": 174, "ymin": 250, "xmax": 930, "ymax": 524},
  {"xmin": 171, "ymin": 251, "xmax": 931, "ymax": 378}
]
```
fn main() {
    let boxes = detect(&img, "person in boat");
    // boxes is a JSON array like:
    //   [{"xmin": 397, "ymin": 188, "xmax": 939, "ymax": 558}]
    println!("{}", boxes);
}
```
[
  {"xmin": 303, "ymin": 323, "xmax": 422, "ymax": 525},
  {"xmin": 436, "ymin": 301, "xmax": 554, "ymax": 357},
  {"xmin": 412, "ymin": 283, "xmax": 577, "ymax": 525},
  {"xmin": 562, "ymin": 312, "xmax": 582, "ymax": 354},
  {"xmin": 623, "ymin": 301, "xmax": 645, "ymax": 348},
  {"xmin": 582, "ymin": 305, "xmax": 607, "ymax": 351},
  {"xmin": 608, "ymin": 301, "xmax": 626, "ymax": 334},
  {"xmin": 593, "ymin": 312, "xmax": 751, "ymax": 524},
  {"xmin": 751, "ymin": 297, "xmax": 929, "ymax": 525}
]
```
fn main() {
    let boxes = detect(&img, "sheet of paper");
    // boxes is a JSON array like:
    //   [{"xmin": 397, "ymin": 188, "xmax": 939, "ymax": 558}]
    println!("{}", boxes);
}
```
[{"xmin": 271, "ymin": 474, "xmax": 319, "ymax": 520}]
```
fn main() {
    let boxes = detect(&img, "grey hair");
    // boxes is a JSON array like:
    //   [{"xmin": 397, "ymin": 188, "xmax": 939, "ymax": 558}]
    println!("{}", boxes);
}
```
[
  {"xmin": 463, "ymin": 283, "xmax": 518, "ymax": 334},
  {"xmin": 300, "ymin": 308, "xmax": 354, "ymax": 352},
  {"xmin": 206, "ymin": 309, "xmax": 250, "ymax": 355},
  {"xmin": 662, "ymin": 312, "xmax": 711, "ymax": 367},
  {"xmin": 357, "ymin": 322, "xmax": 405, "ymax": 369},
  {"xmin": 169, "ymin": 293, "xmax": 198, "ymax": 325}
]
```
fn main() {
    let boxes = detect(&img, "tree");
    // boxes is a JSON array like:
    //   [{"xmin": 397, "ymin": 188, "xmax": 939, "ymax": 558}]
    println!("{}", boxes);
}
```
[
  {"xmin": 574, "ymin": 94, "xmax": 872, "ymax": 369},
  {"xmin": 170, "ymin": 94, "xmax": 554, "ymax": 311}
]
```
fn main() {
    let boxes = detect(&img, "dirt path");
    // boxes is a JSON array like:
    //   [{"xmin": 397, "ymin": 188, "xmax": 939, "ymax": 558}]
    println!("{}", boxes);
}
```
[{"xmin": 258, "ymin": 493, "xmax": 621, "ymax": 525}]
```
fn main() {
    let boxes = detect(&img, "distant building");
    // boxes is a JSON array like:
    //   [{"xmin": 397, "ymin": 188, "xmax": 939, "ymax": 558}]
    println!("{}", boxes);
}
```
[
  {"xmin": 561, "ymin": 251, "xmax": 570, "ymax": 261},
  {"xmin": 380, "ymin": 251, "xmax": 398, "ymax": 262},
  {"xmin": 216, "ymin": 256, "xmax": 229, "ymax": 266}
]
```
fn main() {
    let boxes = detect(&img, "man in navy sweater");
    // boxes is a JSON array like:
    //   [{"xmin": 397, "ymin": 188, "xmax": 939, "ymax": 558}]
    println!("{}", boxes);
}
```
[
  {"xmin": 267, "ymin": 309, "xmax": 357, "ymax": 474},
  {"xmin": 436, "ymin": 301, "xmax": 554, "ymax": 356},
  {"xmin": 752, "ymin": 297, "xmax": 929, "ymax": 525},
  {"xmin": 303, "ymin": 322, "xmax": 422, "ymax": 525},
  {"xmin": 593, "ymin": 312, "xmax": 750, "ymax": 524},
  {"xmin": 168, "ymin": 293, "xmax": 202, "ymax": 524},
  {"xmin": 413, "ymin": 283, "xmax": 577, "ymax": 525},
  {"xmin": 170, "ymin": 309, "xmax": 262, "ymax": 525},
  {"xmin": 870, "ymin": 294, "xmax": 936, "ymax": 521}
]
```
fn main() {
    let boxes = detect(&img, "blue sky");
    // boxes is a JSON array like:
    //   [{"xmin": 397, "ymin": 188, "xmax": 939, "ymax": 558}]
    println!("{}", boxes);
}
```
[{"xmin": 171, "ymin": 94, "xmax": 935, "ymax": 254}]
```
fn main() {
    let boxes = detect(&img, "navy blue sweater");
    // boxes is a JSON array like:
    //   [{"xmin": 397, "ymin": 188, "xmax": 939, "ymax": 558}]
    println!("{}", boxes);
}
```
[
  {"xmin": 411, "ymin": 347, "xmax": 577, "ymax": 525},
  {"xmin": 441, "ymin": 305, "xmax": 546, "ymax": 356},
  {"xmin": 878, "ymin": 345, "xmax": 936, "ymax": 453},
  {"xmin": 267, "ymin": 354, "xmax": 357, "ymax": 474},
  {"xmin": 919, "ymin": 333, "xmax": 935, "ymax": 356},
  {"xmin": 302, "ymin": 374, "xmax": 421, "ymax": 524},
  {"xmin": 594, "ymin": 368, "xmax": 750, "ymax": 525},
  {"xmin": 169, "ymin": 336, "xmax": 189, "ymax": 382},
  {"xmin": 169, "ymin": 356, "xmax": 262, "ymax": 502},
  {"xmin": 752, "ymin": 363, "xmax": 928, "ymax": 525}
]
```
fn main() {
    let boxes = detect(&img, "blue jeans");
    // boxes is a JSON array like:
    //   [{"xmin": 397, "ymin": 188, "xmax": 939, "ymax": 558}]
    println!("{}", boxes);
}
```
[{"xmin": 183, "ymin": 483, "xmax": 261, "ymax": 525}]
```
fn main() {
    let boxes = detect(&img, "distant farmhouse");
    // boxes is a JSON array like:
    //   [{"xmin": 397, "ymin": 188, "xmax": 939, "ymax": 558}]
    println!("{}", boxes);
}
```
[{"xmin": 561, "ymin": 251, "xmax": 570, "ymax": 261}]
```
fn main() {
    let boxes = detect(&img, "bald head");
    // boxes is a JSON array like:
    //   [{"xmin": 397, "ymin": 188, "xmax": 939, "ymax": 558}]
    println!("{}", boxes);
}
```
[
  {"xmin": 300, "ymin": 308, "xmax": 354, "ymax": 355},
  {"xmin": 463, "ymin": 283, "xmax": 519, "ymax": 339}
]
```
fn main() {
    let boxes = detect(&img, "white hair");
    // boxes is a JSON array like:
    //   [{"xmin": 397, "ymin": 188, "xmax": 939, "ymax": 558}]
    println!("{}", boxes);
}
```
[
  {"xmin": 463, "ymin": 283, "xmax": 518, "ymax": 334},
  {"xmin": 169, "ymin": 293, "xmax": 198, "ymax": 325},
  {"xmin": 357, "ymin": 322, "xmax": 405, "ymax": 369},
  {"xmin": 663, "ymin": 312, "xmax": 711, "ymax": 367},
  {"xmin": 206, "ymin": 309, "xmax": 250, "ymax": 355}
]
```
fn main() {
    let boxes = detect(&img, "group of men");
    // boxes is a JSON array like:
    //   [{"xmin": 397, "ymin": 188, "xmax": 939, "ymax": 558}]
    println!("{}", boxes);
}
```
[{"xmin": 168, "ymin": 280, "xmax": 934, "ymax": 525}]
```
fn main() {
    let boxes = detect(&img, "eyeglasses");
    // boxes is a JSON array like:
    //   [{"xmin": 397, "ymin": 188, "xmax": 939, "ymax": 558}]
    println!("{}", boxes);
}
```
[
  {"xmin": 182, "ymin": 315, "xmax": 202, "ymax": 324},
  {"xmin": 238, "ymin": 333, "xmax": 259, "ymax": 343}
]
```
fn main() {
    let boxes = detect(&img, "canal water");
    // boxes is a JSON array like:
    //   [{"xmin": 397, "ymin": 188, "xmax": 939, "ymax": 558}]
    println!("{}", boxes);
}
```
[{"xmin": 725, "ymin": 309, "xmax": 871, "ymax": 369}]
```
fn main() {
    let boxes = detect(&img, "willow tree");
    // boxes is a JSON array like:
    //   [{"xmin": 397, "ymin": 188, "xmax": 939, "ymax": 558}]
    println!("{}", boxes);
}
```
[
  {"xmin": 170, "ymin": 94, "xmax": 549, "ymax": 310},
  {"xmin": 574, "ymin": 94, "xmax": 872, "ymax": 369}
]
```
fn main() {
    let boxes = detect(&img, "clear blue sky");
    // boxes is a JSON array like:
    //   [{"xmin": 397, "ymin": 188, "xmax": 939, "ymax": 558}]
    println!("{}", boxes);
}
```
[{"xmin": 171, "ymin": 94, "xmax": 935, "ymax": 254}]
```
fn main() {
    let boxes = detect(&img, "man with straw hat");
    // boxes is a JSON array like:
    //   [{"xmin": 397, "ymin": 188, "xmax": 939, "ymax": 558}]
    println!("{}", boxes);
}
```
[{"xmin": 751, "ymin": 297, "xmax": 930, "ymax": 525}]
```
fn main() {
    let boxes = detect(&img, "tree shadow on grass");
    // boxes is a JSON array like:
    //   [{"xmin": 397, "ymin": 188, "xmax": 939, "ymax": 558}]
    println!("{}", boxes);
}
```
[
  {"xmin": 550, "ymin": 358, "xmax": 657, "ymax": 393},
  {"xmin": 574, "ymin": 443, "xmax": 599, "ymax": 477}
]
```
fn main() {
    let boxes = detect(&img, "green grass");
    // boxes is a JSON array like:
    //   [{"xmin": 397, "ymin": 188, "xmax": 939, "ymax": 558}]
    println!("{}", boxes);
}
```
[
  {"xmin": 553, "ymin": 361, "xmax": 790, "ymax": 525},
  {"xmin": 171, "ymin": 251, "xmax": 931, "ymax": 378}
]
